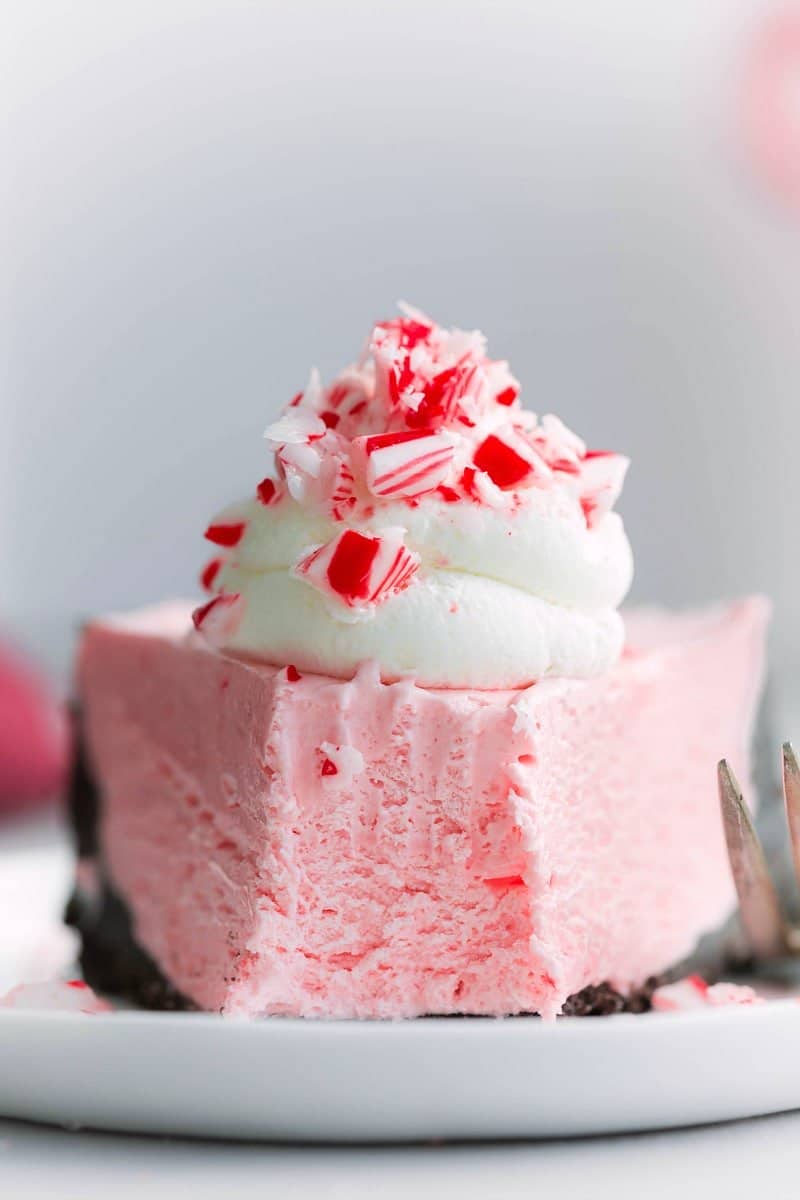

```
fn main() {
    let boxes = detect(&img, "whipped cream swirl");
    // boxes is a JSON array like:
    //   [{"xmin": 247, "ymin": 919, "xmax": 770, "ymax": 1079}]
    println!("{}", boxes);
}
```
[{"xmin": 194, "ymin": 306, "xmax": 633, "ymax": 688}]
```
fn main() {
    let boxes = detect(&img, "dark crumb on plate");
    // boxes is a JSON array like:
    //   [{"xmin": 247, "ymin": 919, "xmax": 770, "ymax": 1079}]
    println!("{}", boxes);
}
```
[{"xmin": 560, "ymin": 977, "xmax": 661, "ymax": 1017}]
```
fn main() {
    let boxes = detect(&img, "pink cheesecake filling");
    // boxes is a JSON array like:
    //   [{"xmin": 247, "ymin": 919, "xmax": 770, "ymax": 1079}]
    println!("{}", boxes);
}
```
[{"xmin": 78, "ymin": 597, "xmax": 767, "ymax": 1019}]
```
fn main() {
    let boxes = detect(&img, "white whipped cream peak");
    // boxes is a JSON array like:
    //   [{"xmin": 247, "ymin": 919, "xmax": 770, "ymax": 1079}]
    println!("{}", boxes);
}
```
[{"xmin": 195, "ymin": 307, "xmax": 633, "ymax": 688}]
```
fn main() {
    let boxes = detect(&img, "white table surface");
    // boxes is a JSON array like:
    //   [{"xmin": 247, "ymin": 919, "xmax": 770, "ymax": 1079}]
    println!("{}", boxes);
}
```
[
  {"xmin": 2, "ymin": 1109, "xmax": 800, "ymax": 1199},
  {"xmin": 2, "ymin": 810, "xmax": 800, "ymax": 1198}
]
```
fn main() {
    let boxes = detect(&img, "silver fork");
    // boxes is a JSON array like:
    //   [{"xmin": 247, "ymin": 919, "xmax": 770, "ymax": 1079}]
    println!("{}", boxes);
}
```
[{"xmin": 718, "ymin": 744, "xmax": 800, "ymax": 960}]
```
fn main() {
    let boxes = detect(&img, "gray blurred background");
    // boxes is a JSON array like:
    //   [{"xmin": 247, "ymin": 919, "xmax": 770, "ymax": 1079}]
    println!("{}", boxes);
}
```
[{"xmin": 3, "ymin": 0, "xmax": 800, "ymax": 678}]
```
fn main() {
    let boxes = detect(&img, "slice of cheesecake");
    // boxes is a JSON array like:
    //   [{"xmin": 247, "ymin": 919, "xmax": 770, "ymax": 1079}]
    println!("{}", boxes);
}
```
[{"xmin": 67, "ymin": 597, "xmax": 767, "ymax": 1018}]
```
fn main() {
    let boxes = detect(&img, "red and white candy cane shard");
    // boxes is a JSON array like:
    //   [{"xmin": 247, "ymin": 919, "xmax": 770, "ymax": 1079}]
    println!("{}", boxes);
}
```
[
  {"xmin": 324, "ymin": 456, "xmax": 358, "ymax": 521},
  {"xmin": 200, "ymin": 557, "xmax": 224, "ymax": 592},
  {"xmin": 484, "ymin": 358, "xmax": 520, "ymax": 409},
  {"xmin": 407, "ymin": 362, "xmax": 483, "ymax": 429},
  {"xmin": 472, "ymin": 426, "xmax": 552, "ymax": 491},
  {"xmin": 324, "ymin": 369, "xmax": 374, "ymax": 427},
  {"xmin": 651, "ymin": 975, "xmax": 762, "ymax": 1012},
  {"xmin": 354, "ymin": 428, "xmax": 455, "ymax": 499},
  {"xmin": 277, "ymin": 440, "xmax": 325, "ymax": 502},
  {"xmin": 294, "ymin": 528, "xmax": 420, "ymax": 609},
  {"xmin": 263, "ymin": 407, "xmax": 326, "ymax": 446},
  {"xmin": 534, "ymin": 414, "xmax": 587, "ymax": 474},
  {"xmin": 579, "ymin": 451, "xmax": 629, "ymax": 529},
  {"xmin": 204, "ymin": 521, "xmax": 247, "ymax": 548},
  {"xmin": 0, "ymin": 980, "xmax": 112, "ymax": 1014},
  {"xmin": 256, "ymin": 477, "xmax": 284, "ymax": 506},
  {"xmin": 370, "ymin": 317, "xmax": 489, "ymax": 429},
  {"xmin": 650, "ymin": 975, "xmax": 709, "ymax": 1013},
  {"xmin": 192, "ymin": 593, "xmax": 244, "ymax": 645},
  {"xmin": 459, "ymin": 466, "xmax": 506, "ymax": 508},
  {"xmin": 373, "ymin": 313, "xmax": 435, "ymax": 354},
  {"xmin": 705, "ymin": 982, "xmax": 762, "ymax": 1007},
  {"xmin": 495, "ymin": 385, "xmax": 518, "ymax": 407}
]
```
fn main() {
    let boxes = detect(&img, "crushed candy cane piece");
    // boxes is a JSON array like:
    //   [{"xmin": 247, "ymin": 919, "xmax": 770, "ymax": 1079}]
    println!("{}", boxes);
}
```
[
  {"xmin": 369, "ymin": 315, "xmax": 489, "ymax": 430},
  {"xmin": 200, "ymin": 557, "xmax": 224, "ymax": 592},
  {"xmin": 321, "ymin": 369, "xmax": 375, "ymax": 432},
  {"xmin": 459, "ymin": 465, "xmax": 507, "ymax": 508},
  {"xmin": 322, "ymin": 455, "xmax": 358, "ymax": 521},
  {"xmin": 256, "ymin": 477, "xmax": 283, "ymax": 506},
  {"xmin": 277, "ymin": 439, "xmax": 323, "ymax": 480},
  {"xmin": 650, "ymin": 975, "xmax": 709, "ymax": 1012},
  {"xmin": 484, "ymin": 357, "xmax": 520, "ymax": 408},
  {"xmin": 293, "ymin": 528, "xmax": 420, "ymax": 611},
  {"xmin": 473, "ymin": 427, "xmax": 552, "ymax": 490},
  {"xmin": 579, "ymin": 451, "xmax": 630, "ymax": 529},
  {"xmin": 0, "ymin": 979, "xmax": 112, "ymax": 1014},
  {"xmin": 277, "ymin": 439, "xmax": 326, "ymax": 503},
  {"xmin": 705, "ymin": 982, "xmax": 764, "ymax": 1007},
  {"xmin": 407, "ymin": 363, "xmax": 483, "ymax": 430},
  {"xmin": 495, "ymin": 386, "xmax": 517, "ymax": 407},
  {"xmin": 263, "ymin": 407, "xmax": 326, "ymax": 446},
  {"xmin": 534, "ymin": 414, "xmax": 587, "ymax": 474},
  {"xmin": 204, "ymin": 521, "xmax": 246, "ymax": 548},
  {"xmin": 651, "ymin": 975, "xmax": 764, "ymax": 1013},
  {"xmin": 354, "ymin": 428, "xmax": 455, "ymax": 499},
  {"xmin": 319, "ymin": 741, "xmax": 365, "ymax": 783},
  {"xmin": 192, "ymin": 593, "xmax": 245, "ymax": 645}
]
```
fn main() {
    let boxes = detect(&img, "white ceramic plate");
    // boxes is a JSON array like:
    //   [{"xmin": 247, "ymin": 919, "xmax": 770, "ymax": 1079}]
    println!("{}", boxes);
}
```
[{"xmin": 3, "ymin": 837, "xmax": 800, "ymax": 1142}]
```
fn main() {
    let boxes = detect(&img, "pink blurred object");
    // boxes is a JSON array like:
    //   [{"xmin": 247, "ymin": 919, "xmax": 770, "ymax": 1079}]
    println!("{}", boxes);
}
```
[
  {"xmin": 0, "ymin": 636, "xmax": 69, "ymax": 812},
  {"xmin": 741, "ymin": 10, "xmax": 800, "ymax": 212},
  {"xmin": 0, "ymin": 979, "xmax": 111, "ymax": 1014}
]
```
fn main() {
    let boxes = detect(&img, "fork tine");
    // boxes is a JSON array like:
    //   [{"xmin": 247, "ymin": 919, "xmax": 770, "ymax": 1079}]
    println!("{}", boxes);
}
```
[
  {"xmin": 718, "ymin": 759, "xmax": 787, "ymax": 959},
  {"xmin": 782, "ymin": 744, "xmax": 800, "ymax": 891}
]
